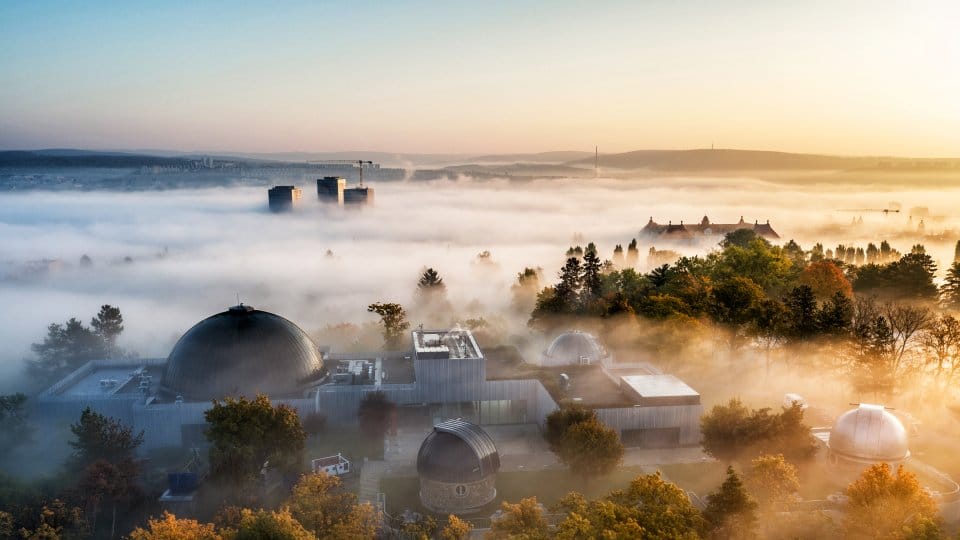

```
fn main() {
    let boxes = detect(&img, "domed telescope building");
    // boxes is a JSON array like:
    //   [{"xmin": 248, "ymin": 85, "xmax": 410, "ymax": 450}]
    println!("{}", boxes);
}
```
[
  {"xmin": 161, "ymin": 304, "xmax": 326, "ymax": 401},
  {"xmin": 417, "ymin": 419, "xmax": 500, "ymax": 514},
  {"xmin": 826, "ymin": 403, "xmax": 910, "ymax": 472},
  {"xmin": 542, "ymin": 330, "xmax": 609, "ymax": 366}
]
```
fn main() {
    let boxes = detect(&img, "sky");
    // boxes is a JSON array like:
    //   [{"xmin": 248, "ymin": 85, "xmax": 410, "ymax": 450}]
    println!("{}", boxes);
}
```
[{"xmin": 1, "ymin": 0, "xmax": 958, "ymax": 156}]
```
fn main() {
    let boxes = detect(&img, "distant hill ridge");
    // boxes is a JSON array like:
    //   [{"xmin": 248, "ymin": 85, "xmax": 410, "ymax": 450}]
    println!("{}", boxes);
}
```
[{"xmin": 567, "ymin": 148, "xmax": 960, "ymax": 171}]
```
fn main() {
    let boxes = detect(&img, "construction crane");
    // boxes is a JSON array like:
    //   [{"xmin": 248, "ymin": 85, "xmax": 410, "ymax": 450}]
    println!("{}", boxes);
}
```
[
  {"xmin": 306, "ymin": 159, "xmax": 375, "ymax": 187},
  {"xmin": 837, "ymin": 208, "xmax": 900, "ymax": 214}
]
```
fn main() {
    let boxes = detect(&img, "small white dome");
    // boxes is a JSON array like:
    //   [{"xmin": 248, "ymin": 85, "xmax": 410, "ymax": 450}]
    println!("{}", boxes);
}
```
[
  {"xmin": 827, "ymin": 403, "xmax": 909, "ymax": 464},
  {"xmin": 543, "ymin": 331, "xmax": 608, "ymax": 366}
]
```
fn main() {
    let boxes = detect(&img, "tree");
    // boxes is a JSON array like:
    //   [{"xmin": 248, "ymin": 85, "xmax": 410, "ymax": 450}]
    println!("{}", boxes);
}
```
[
  {"xmin": 720, "ymin": 229, "xmax": 760, "ymax": 249},
  {"xmin": 286, "ymin": 472, "xmax": 378, "ymax": 540},
  {"xmin": 129, "ymin": 512, "xmax": 223, "ymax": 540},
  {"xmin": 301, "ymin": 412, "xmax": 327, "ymax": 437},
  {"xmin": 843, "ymin": 463, "xmax": 942, "ymax": 540},
  {"xmin": 511, "ymin": 267, "xmax": 542, "ymax": 314},
  {"xmin": 0, "ymin": 393, "xmax": 31, "ymax": 460},
  {"xmin": 784, "ymin": 285, "xmax": 819, "ymax": 341},
  {"xmin": 486, "ymin": 497, "xmax": 549, "ymax": 540},
  {"xmin": 204, "ymin": 394, "xmax": 306, "ymax": 493},
  {"xmin": 581, "ymin": 247, "xmax": 603, "ymax": 304},
  {"xmin": 708, "ymin": 277, "xmax": 765, "ymax": 349},
  {"xmin": 703, "ymin": 466, "xmax": 758, "ymax": 540},
  {"xmin": 357, "ymin": 391, "xmax": 396, "ymax": 456},
  {"xmin": 700, "ymin": 399, "xmax": 817, "ymax": 464},
  {"xmin": 612, "ymin": 244, "xmax": 625, "ymax": 268},
  {"xmin": 69, "ymin": 407, "xmax": 143, "ymax": 470},
  {"xmin": 605, "ymin": 472, "xmax": 707, "ymax": 538},
  {"xmin": 232, "ymin": 508, "xmax": 315, "ymax": 540},
  {"xmin": 553, "ymin": 493, "xmax": 645, "ymax": 540},
  {"xmin": 396, "ymin": 514, "xmax": 437, "ymax": 540},
  {"xmin": 417, "ymin": 267, "xmax": 445, "ymax": 292},
  {"xmin": 28, "ymin": 317, "xmax": 106, "ymax": 383},
  {"xmin": 554, "ymin": 257, "xmax": 583, "ymax": 312},
  {"xmin": 816, "ymin": 291, "xmax": 854, "ymax": 336},
  {"xmin": 846, "ymin": 299, "xmax": 931, "ymax": 397},
  {"xmin": 626, "ymin": 238, "xmax": 639, "ymax": 268},
  {"xmin": 439, "ymin": 515, "xmax": 472, "ymax": 540},
  {"xmin": 367, "ymin": 302, "xmax": 410, "ymax": 349},
  {"xmin": 90, "ymin": 305, "xmax": 124, "ymax": 358},
  {"xmin": 742, "ymin": 454, "xmax": 799, "ymax": 509},
  {"xmin": 799, "ymin": 261, "xmax": 852, "ymax": 300},
  {"xmin": 941, "ymin": 261, "xmax": 960, "ymax": 310},
  {"xmin": 79, "ymin": 458, "xmax": 141, "ymax": 539},
  {"xmin": 919, "ymin": 314, "xmax": 960, "ymax": 388},
  {"xmin": 544, "ymin": 406, "xmax": 623, "ymax": 483},
  {"xmin": 6, "ymin": 500, "xmax": 89, "ymax": 540}
]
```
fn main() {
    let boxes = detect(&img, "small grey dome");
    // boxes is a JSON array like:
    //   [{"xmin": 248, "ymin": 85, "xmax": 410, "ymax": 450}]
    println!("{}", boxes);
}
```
[
  {"xmin": 543, "ymin": 331, "xmax": 608, "ymax": 366},
  {"xmin": 417, "ymin": 419, "xmax": 500, "ymax": 483},
  {"xmin": 828, "ymin": 403, "xmax": 909, "ymax": 463},
  {"xmin": 161, "ymin": 305, "xmax": 325, "ymax": 400}
]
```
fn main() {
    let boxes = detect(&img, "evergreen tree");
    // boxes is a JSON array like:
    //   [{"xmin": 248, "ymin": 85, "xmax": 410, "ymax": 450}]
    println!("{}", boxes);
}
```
[
  {"xmin": 554, "ymin": 257, "xmax": 583, "ymax": 312},
  {"xmin": 784, "ymin": 285, "xmax": 819, "ymax": 341},
  {"xmin": 817, "ymin": 291, "xmax": 854, "ymax": 335},
  {"xmin": 417, "ymin": 267, "xmax": 446, "ymax": 292},
  {"xmin": 866, "ymin": 242, "xmax": 879, "ymax": 263},
  {"xmin": 955, "ymin": 240, "xmax": 960, "ymax": 263},
  {"xmin": 69, "ymin": 407, "xmax": 144, "ymax": 470},
  {"xmin": 612, "ymin": 244, "xmax": 624, "ymax": 267},
  {"xmin": 581, "ymin": 247, "xmax": 602, "ymax": 301},
  {"xmin": 625, "ymin": 238, "xmax": 639, "ymax": 267},
  {"xmin": 941, "ymin": 261, "xmax": 960, "ymax": 311},
  {"xmin": 91, "ymin": 305, "xmax": 124, "ymax": 358},
  {"xmin": 704, "ymin": 466, "xmax": 758, "ymax": 539}
]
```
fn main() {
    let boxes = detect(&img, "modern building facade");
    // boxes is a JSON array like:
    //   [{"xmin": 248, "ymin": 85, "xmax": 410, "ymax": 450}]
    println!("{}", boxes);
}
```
[
  {"xmin": 36, "ymin": 310, "xmax": 701, "ymax": 452},
  {"xmin": 317, "ymin": 176, "xmax": 346, "ymax": 204},
  {"xmin": 267, "ymin": 185, "xmax": 303, "ymax": 212}
]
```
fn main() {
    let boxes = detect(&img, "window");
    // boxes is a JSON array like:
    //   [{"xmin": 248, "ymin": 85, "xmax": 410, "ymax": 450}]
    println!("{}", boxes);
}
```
[{"xmin": 455, "ymin": 485, "xmax": 467, "ymax": 497}]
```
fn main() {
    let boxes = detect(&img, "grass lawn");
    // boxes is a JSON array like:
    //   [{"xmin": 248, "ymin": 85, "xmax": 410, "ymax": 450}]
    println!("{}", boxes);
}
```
[{"xmin": 380, "ymin": 461, "xmax": 728, "ymax": 518}]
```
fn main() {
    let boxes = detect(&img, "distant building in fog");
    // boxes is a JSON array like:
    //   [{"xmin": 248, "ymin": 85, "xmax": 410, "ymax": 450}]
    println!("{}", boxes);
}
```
[
  {"xmin": 344, "ymin": 186, "xmax": 374, "ymax": 206},
  {"xmin": 317, "ymin": 176, "xmax": 346, "ymax": 205},
  {"xmin": 641, "ymin": 215, "xmax": 780, "ymax": 242},
  {"xmin": 267, "ymin": 185, "xmax": 302, "ymax": 212}
]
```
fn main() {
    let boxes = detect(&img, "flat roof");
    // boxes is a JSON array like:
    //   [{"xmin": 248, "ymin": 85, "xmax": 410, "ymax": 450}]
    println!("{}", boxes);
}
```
[
  {"xmin": 620, "ymin": 374, "xmax": 699, "ymax": 398},
  {"xmin": 56, "ymin": 364, "xmax": 164, "ymax": 398},
  {"xmin": 413, "ymin": 329, "xmax": 481, "ymax": 359}
]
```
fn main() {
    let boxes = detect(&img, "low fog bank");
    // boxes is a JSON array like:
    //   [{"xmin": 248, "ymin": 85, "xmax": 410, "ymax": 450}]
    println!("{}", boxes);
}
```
[{"xmin": 1, "ymin": 174, "xmax": 959, "ymax": 386}]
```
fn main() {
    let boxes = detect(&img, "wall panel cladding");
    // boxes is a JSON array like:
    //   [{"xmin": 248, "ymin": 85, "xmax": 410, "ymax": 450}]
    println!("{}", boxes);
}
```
[
  {"xmin": 596, "ymin": 404, "xmax": 703, "ymax": 446},
  {"xmin": 419, "ymin": 475, "xmax": 497, "ymax": 514}
]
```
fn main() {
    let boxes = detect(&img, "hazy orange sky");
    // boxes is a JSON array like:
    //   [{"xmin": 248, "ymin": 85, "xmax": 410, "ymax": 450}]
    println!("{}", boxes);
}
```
[{"xmin": 1, "ymin": 1, "xmax": 958, "ymax": 156}]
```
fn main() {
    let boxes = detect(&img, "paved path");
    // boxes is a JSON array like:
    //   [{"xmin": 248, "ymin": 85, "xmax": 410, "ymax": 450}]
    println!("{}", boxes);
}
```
[{"xmin": 359, "ymin": 458, "xmax": 390, "ymax": 505}]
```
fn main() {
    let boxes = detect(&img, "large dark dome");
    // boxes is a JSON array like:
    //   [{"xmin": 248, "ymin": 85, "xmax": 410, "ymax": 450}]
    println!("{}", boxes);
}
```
[
  {"xmin": 161, "ymin": 305, "xmax": 325, "ymax": 401},
  {"xmin": 417, "ymin": 419, "xmax": 500, "ymax": 483}
]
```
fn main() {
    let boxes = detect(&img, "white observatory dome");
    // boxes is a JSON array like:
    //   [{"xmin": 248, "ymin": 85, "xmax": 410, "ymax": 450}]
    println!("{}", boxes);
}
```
[{"xmin": 827, "ymin": 403, "xmax": 910, "ymax": 465}]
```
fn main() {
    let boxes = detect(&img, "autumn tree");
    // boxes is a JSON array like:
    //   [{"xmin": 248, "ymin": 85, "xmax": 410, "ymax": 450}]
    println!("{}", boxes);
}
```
[
  {"xmin": 439, "ymin": 515, "xmax": 473, "ymax": 540},
  {"xmin": 605, "ymin": 471, "xmax": 707, "ymax": 538},
  {"xmin": 367, "ymin": 302, "xmax": 410, "ymax": 349},
  {"xmin": 286, "ymin": 472, "xmax": 378, "ymax": 540},
  {"xmin": 742, "ymin": 454, "xmax": 799, "ymax": 509},
  {"xmin": 704, "ymin": 466, "xmax": 758, "ymax": 540},
  {"xmin": 129, "ymin": 512, "xmax": 223, "ymax": 540},
  {"xmin": 843, "ymin": 463, "xmax": 942, "ymax": 540},
  {"xmin": 204, "ymin": 394, "xmax": 306, "ymax": 493},
  {"xmin": 232, "ymin": 508, "xmax": 315, "ymax": 540},
  {"xmin": 799, "ymin": 261, "xmax": 851, "ymax": 300},
  {"xmin": 486, "ymin": 497, "xmax": 549, "ymax": 540}
]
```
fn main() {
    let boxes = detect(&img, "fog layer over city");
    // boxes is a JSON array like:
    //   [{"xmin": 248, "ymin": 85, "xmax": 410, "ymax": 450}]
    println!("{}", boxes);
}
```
[{"xmin": 1, "ymin": 174, "xmax": 957, "ymax": 385}]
